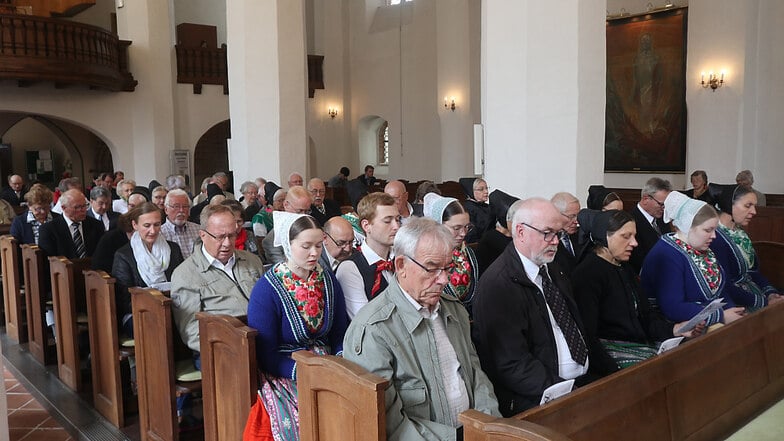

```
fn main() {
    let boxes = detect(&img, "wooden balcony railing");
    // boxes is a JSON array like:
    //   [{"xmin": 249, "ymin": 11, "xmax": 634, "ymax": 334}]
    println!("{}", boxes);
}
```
[
  {"xmin": 175, "ymin": 43, "xmax": 228, "ymax": 94},
  {"xmin": 0, "ymin": 13, "xmax": 136, "ymax": 91}
]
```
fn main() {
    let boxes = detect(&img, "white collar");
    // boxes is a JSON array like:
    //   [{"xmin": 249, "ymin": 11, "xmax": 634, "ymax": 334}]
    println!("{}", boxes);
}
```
[
  {"xmin": 361, "ymin": 242, "xmax": 390, "ymax": 265},
  {"xmin": 201, "ymin": 244, "xmax": 236, "ymax": 269},
  {"xmin": 516, "ymin": 248, "xmax": 546, "ymax": 286},
  {"xmin": 399, "ymin": 284, "xmax": 441, "ymax": 320},
  {"xmin": 637, "ymin": 203, "xmax": 656, "ymax": 224}
]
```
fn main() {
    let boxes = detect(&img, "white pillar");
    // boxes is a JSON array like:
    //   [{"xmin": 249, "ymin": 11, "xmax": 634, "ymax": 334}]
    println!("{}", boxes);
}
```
[
  {"xmin": 482, "ymin": 0, "xmax": 605, "ymax": 202},
  {"xmin": 115, "ymin": 0, "xmax": 177, "ymax": 184},
  {"xmin": 226, "ymin": 0, "xmax": 308, "ymax": 186}
]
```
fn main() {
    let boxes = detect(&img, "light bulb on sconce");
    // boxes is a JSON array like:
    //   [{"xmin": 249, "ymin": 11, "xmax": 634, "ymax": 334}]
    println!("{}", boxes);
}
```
[
  {"xmin": 444, "ymin": 96, "xmax": 456, "ymax": 112},
  {"xmin": 700, "ymin": 71, "xmax": 725, "ymax": 91},
  {"xmin": 327, "ymin": 107, "xmax": 339, "ymax": 119}
]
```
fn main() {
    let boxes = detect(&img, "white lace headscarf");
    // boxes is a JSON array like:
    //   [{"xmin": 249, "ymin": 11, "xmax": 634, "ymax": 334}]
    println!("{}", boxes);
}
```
[
  {"xmin": 664, "ymin": 191, "xmax": 708, "ymax": 232},
  {"xmin": 423, "ymin": 193, "xmax": 457, "ymax": 224},
  {"xmin": 273, "ymin": 211, "xmax": 308, "ymax": 259}
]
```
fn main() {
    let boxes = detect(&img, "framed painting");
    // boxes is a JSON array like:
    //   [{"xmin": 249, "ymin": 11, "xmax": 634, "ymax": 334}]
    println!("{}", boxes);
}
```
[{"xmin": 605, "ymin": 7, "xmax": 687, "ymax": 173}]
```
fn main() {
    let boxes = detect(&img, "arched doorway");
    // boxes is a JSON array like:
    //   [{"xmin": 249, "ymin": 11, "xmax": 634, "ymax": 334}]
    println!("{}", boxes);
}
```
[
  {"xmin": 0, "ymin": 112, "xmax": 112, "ymax": 188},
  {"xmin": 193, "ymin": 119, "xmax": 231, "ymax": 193}
]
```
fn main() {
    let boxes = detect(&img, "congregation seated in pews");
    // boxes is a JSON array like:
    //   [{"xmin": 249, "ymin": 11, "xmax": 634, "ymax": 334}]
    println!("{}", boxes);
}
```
[{"xmin": 4, "ymin": 165, "xmax": 784, "ymax": 441}]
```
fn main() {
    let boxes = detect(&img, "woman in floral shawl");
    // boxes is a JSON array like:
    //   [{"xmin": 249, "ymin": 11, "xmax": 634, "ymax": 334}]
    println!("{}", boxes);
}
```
[
  {"xmin": 247, "ymin": 211, "xmax": 348, "ymax": 441},
  {"xmin": 710, "ymin": 184, "xmax": 783, "ymax": 310},
  {"xmin": 423, "ymin": 193, "xmax": 480, "ymax": 317}
]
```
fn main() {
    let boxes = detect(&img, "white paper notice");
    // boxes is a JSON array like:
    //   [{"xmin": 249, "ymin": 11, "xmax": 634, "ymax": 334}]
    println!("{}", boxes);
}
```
[
  {"xmin": 540, "ymin": 379, "xmax": 575, "ymax": 405},
  {"xmin": 657, "ymin": 337, "xmax": 684, "ymax": 354},
  {"xmin": 675, "ymin": 298, "xmax": 725, "ymax": 334}
]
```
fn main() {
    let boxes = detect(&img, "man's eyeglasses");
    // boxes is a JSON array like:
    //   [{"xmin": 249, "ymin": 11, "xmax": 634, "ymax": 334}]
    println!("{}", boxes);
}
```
[
  {"xmin": 310, "ymin": 189, "xmax": 326, "ymax": 196},
  {"xmin": 325, "ymin": 231, "xmax": 352, "ymax": 249},
  {"xmin": 521, "ymin": 223, "xmax": 562, "ymax": 242},
  {"xmin": 560, "ymin": 212, "xmax": 578, "ymax": 222},
  {"xmin": 648, "ymin": 195, "xmax": 665, "ymax": 207},
  {"xmin": 202, "ymin": 229, "xmax": 238, "ymax": 243},
  {"xmin": 166, "ymin": 204, "xmax": 189, "ymax": 212},
  {"xmin": 404, "ymin": 255, "xmax": 453, "ymax": 278}
]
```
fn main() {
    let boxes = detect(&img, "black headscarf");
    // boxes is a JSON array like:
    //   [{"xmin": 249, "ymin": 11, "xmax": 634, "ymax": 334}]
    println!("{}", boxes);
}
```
[
  {"xmin": 459, "ymin": 177, "xmax": 476, "ymax": 200},
  {"xmin": 708, "ymin": 183, "xmax": 742, "ymax": 214},
  {"xmin": 148, "ymin": 180, "xmax": 162, "ymax": 193},
  {"xmin": 577, "ymin": 209, "xmax": 618, "ymax": 248},
  {"xmin": 206, "ymin": 183, "xmax": 223, "ymax": 202},
  {"xmin": 586, "ymin": 185, "xmax": 619, "ymax": 211},
  {"xmin": 263, "ymin": 182, "xmax": 282, "ymax": 204},
  {"xmin": 488, "ymin": 190, "xmax": 519, "ymax": 230},
  {"xmin": 130, "ymin": 187, "xmax": 151, "ymax": 201}
]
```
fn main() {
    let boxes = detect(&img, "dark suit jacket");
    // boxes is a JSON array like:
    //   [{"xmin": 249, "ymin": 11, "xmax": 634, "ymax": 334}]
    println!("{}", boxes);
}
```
[
  {"xmin": 38, "ymin": 215, "xmax": 105, "ymax": 259},
  {"xmin": 87, "ymin": 208, "xmax": 119, "ymax": 231},
  {"xmin": 91, "ymin": 228, "xmax": 130, "ymax": 273},
  {"xmin": 310, "ymin": 199, "xmax": 342, "ymax": 227},
  {"xmin": 472, "ymin": 243, "xmax": 591, "ymax": 416},
  {"xmin": 10, "ymin": 211, "xmax": 62, "ymax": 245},
  {"xmin": 0, "ymin": 187, "xmax": 26, "ymax": 206},
  {"xmin": 629, "ymin": 205, "xmax": 668, "ymax": 274},
  {"xmin": 553, "ymin": 233, "xmax": 579, "ymax": 277},
  {"xmin": 112, "ymin": 241, "xmax": 184, "ymax": 323}
]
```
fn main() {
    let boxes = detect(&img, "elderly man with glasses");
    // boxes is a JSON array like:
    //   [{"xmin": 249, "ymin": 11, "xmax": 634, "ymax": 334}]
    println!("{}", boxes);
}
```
[
  {"xmin": 308, "ymin": 177, "xmax": 342, "ymax": 226},
  {"xmin": 319, "ymin": 216, "xmax": 356, "ymax": 272},
  {"xmin": 160, "ymin": 189, "xmax": 200, "ymax": 258},
  {"xmin": 171, "ymin": 204, "xmax": 264, "ymax": 366},
  {"xmin": 344, "ymin": 217, "xmax": 499, "ymax": 440},
  {"xmin": 630, "ymin": 177, "xmax": 672, "ymax": 273},
  {"xmin": 473, "ymin": 197, "xmax": 595, "ymax": 416}
]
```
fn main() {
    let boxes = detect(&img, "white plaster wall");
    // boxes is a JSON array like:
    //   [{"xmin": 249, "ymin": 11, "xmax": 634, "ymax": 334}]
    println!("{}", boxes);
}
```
[
  {"xmin": 3, "ymin": 118, "xmax": 73, "ymax": 180},
  {"xmin": 483, "ymin": 0, "xmax": 606, "ymax": 202}
]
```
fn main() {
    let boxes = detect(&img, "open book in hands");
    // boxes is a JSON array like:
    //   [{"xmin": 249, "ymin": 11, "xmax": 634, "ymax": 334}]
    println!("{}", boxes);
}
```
[{"xmin": 675, "ymin": 298, "xmax": 726, "ymax": 335}]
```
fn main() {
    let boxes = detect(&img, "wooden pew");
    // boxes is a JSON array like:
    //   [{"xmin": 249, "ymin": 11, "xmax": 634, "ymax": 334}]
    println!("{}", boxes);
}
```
[
  {"xmin": 131, "ymin": 287, "xmax": 202, "ymax": 441},
  {"xmin": 21, "ymin": 244, "xmax": 53, "ymax": 365},
  {"xmin": 460, "ymin": 410, "xmax": 573, "ymax": 441},
  {"xmin": 515, "ymin": 301, "xmax": 784, "ymax": 441},
  {"xmin": 49, "ymin": 256, "xmax": 91, "ymax": 392},
  {"xmin": 294, "ymin": 350, "xmax": 389, "ymax": 441},
  {"xmin": 753, "ymin": 241, "xmax": 784, "ymax": 289},
  {"xmin": 1, "ymin": 235, "xmax": 26, "ymax": 343},
  {"xmin": 746, "ymin": 206, "xmax": 784, "ymax": 243},
  {"xmin": 84, "ymin": 270, "xmax": 132, "ymax": 428},
  {"xmin": 197, "ymin": 313, "xmax": 258, "ymax": 441}
]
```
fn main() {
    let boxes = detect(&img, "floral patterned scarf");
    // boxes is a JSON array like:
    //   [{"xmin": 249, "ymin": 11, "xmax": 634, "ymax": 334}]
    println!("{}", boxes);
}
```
[
  {"xmin": 673, "ymin": 236, "xmax": 722, "ymax": 294},
  {"xmin": 718, "ymin": 223, "xmax": 755, "ymax": 268},
  {"xmin": 448, "ymin": 244, "xmax": 472, "ymax": 301},
  {"xmin": 273, "ymin": 263, "xmax": 326, "ymax": 333}
]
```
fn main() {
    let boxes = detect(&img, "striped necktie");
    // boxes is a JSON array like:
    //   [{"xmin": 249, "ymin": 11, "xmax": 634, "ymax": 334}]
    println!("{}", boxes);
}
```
[{"xmin": 72, "ymin": 222, "xmax": 86, "ymax": 258}]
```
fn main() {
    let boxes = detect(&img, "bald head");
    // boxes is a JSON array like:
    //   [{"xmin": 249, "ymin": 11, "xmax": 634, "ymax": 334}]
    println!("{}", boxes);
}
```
[
  {"xmin": 127, "ymin": 193, "xmax": 148, "ymax": 210},
  {"xmin": 510, "ymin": 197, "xmax": 563, "ymax": 265},
  {"xmin": 288, "ymin": 172, "xmax": 304, "ymax": 188},
  {"xmin": 284, "ymin": 186, "xmax": 313, "ymax": 214},
  {"xmin": 8, "ymin": 174, "xmax": 23, "ymax": 192},
  {"xmin": 323, "ymin": 216, "xmax": 355, "ymax": 261},
  {"xmin": 550, "ymin": 192, "xmax": 580, "ymax": 234},
  {"xmin": 384, "ymin": 180, "xmax": 410, "ymax": 216},
  {"xmin": 61, "ymin": 189, "xmax": 88, "ymax": 222}
]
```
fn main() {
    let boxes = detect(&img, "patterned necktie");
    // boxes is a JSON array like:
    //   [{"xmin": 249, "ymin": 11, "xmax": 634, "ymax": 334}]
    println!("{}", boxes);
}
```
[
  {"xmin": 539, "ymin": 265, "xmax": 588, "ymax": 365},
  {"xmin": 72, "ymin": 222, "xmax": 86, "ymax": 258},
  {"xmin": 651, "ymin": 219, "xmax": 661, "ymax": 235},
  {"xmin": 370, "ymin": 259, "xmax": 393, "ymax": 298},
  {"xmin": 316, "ymin": 204, "xmax": 326, "ymax": 215},
  {"xmin": 560, "ymin": 231, "xmax": 575, "ymax": 256}
]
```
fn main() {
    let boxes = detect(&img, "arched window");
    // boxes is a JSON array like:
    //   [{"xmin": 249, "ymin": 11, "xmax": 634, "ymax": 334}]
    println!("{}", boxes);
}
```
[{"xmin": 378, "ymin": 122, "xmax": 389, "ymax": 165}]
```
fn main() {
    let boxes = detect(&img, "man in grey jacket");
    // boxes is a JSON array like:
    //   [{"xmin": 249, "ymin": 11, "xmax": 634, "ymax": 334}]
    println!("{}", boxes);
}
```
[
  {"xmin": 171, "ymin": 204, "xmax": 264, "ymax": 360},
  {"xmin": 344, "ymin": 217, "xmax": 500, "ymax": 440}
]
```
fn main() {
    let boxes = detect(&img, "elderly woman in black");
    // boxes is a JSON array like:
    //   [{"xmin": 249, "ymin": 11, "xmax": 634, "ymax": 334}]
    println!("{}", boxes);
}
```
[
  {"xmin": 459, "ymin": 177, "xmax": 492, "ymax": 244},
  {"xmin": 571, "ymin": 209, "xmax": 702, "ymax": 375}
]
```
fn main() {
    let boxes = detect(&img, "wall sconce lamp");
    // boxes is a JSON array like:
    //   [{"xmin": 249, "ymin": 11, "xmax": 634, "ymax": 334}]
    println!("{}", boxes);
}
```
[
  {"xmin": 444, "ymin": 96, "xmax": 456, "ymax": 112},
  {"xmin": 328, "ymin": 107, "xmax": 339, "ymax": 119},
  {"xmin": 701, "ymin": 71, "xmax": 725, "ymax": 91}
]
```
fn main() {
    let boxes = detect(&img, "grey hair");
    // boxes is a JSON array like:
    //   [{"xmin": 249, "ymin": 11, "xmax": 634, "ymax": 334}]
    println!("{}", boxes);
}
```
[
  {"xmin": 641, "ymin": 177, "xmax": 672, "ymax": 198},
  {"xmin": 59, "ymin": 189, "xmax": 81, "ymax": 207},
  {"xmin": 508, "ymin": 197, "xmax": 551, "ymax": 231},
  {"xmin": 58, "ymin": 177, "xmax": 81, "ymax": 193},
  {"xmin": 273, "ymin": 189, "xmax": 287, "ymax": 202},
  {"xmin": 116, "ymin": 179, "xmax": 136, "ymax": 190},
  {"xmin": 550, "ymin": 192, "xmax": 578, "ymax": 213},
  {"xmin": 200, "ymin": 177, "xmax": 212, "ymax": 191},
  {"xmin": 212, "ymin": 172, "xmax": 228, "ymax": 180},
  {"xmin": 165, "ymin": 174, "xmax": 186, "ymax": 191},
  {"xmin": 736, "ymin": 169, "xmax": 754, "ymax": 185},
  {"xmin": 165, "ymin": 188, "xmax": 190, "ymax": 206},
  {"xmin": 89, "ymin": 186, "xmax": 110, "ymax": 201},
  {"xmin": 472, "ymin": 178, "xmax": 487, "ymax": 191},
  {"xmin": 152, "ymin": 186, "xmax": 167, "ymax": 195},
  {"xmin": 393, "ymin": 217, "xmax": 453, "ymax": 260},
  {"xmin": 240, "ymin": 181, "xmax": 258, "ymax": 194}
]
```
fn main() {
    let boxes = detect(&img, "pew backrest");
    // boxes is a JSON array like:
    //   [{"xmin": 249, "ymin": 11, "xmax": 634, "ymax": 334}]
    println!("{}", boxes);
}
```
[
  {"xmin": 460, "ymin": 409, "xmax": 574, "ymax": 441},
  {"xmin": 515, "ymin": 301, "xmax": 784, "ymax": 441},
  {"xmin": 1, "ymin": 234, "xmax": 24, "ymax": 343},
  {"xmin": 197, "ymin": 312, "xmax": 257, "ymax": 441},
  {"xmin": 131, "ymin": 287, "xmax": 179, "ymax": 441},
  {"xmin": 20, "ymin": 244, "xmax": 51, "ymax": 365},
  {"xmin": 49, "ymin": 256, "xmax": 91, "ymax": 391},
  {"xmin": 293, "ymin": 350, "xmax": 389, "ymax": 441},
  {"xmin": 84, "ymin": 269, "xmax": 125, "ymax": 428}
]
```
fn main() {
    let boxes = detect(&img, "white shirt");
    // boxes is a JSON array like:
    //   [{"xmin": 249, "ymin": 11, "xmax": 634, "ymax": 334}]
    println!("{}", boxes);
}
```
[
  {"xmin": 201, "ymin": 244, "xmax": 236, "ymax": 281},
  {"xmin": 62, "ymin": 213, "xmax": 83, "ymax": 243},
  {"xmin": 516, "ymin": 250, "xmax": 589, "ymax": 380},
  {"xmin": 93, "ymin": 210, "xmax": 110, "ymax": 231},
  {"xmin": 336, "ymin": 243, "xmax": 393, "ymax": 319},
  {"xmin": 637, "ymin": 203, "xmax": 656, "ymax": 226},
  {"xmin": 113, "ymin": 198, "xmax": 129, "ymax": 214}
]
